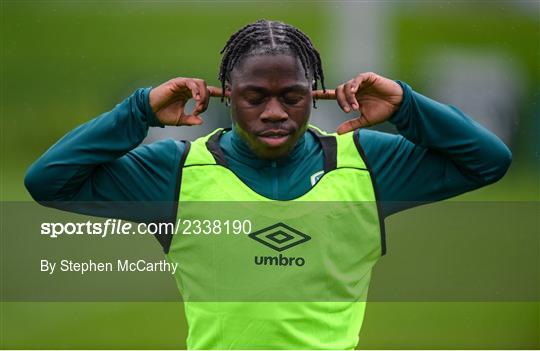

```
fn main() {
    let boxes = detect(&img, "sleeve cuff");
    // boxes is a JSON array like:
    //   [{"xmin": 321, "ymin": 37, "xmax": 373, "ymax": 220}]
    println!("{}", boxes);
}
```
[
  {"xmin": 388, "ymin": 80, "xmax": 413, "ymax": 126},
  {"xmin": 139, "ymin": 87, "xmax": 164, "ymax": 128}
]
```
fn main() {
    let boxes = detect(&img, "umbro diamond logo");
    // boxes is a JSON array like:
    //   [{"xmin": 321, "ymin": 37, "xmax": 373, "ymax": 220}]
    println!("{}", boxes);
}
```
[{"xmin": 249, "ymin": 222, "xmax": 311, "ymax": 252}]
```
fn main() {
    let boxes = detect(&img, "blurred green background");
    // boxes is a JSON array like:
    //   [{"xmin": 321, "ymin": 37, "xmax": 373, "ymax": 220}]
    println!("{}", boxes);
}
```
[{"xmin": 1, "ymin": 1, "xmax": 538, "ymax": 349}]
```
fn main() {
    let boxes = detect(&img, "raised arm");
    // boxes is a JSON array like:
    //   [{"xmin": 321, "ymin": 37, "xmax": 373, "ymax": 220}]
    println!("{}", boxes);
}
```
[
  {"xmin": 24, "ymin": 78, "xmax": 212, "ymax": 223},
  {"xmin": 334, "ymin": 72, "xmax": 512, "ymax": 217}
]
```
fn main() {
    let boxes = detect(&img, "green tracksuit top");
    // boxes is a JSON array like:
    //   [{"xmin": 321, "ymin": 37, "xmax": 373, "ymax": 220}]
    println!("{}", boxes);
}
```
[{"xmin": 167, "ymin": 126, "xmax": 384, "ymax": 349}]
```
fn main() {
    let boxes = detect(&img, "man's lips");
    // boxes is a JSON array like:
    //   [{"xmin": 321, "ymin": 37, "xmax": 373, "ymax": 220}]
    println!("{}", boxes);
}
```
[{"xmin": 257, "ymin": 129, "xmax": 292, "ymax": 147}]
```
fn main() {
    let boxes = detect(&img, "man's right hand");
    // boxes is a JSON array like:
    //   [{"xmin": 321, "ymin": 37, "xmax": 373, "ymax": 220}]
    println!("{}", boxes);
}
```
[{"xmin": 149, "ymin": 77, "xmax": 217, "ymax": 126}]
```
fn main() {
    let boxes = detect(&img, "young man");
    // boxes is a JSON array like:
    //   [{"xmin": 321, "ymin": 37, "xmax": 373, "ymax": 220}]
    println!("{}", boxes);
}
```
[{"xmin": 25, "ymin": 19, "xmax": 511, "ymax": 349}]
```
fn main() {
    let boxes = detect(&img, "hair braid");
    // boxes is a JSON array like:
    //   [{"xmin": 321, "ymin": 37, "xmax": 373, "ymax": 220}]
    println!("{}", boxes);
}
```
[{"xmin": 218, "ymin": 19, "xmax": 325, "ymax": 107}]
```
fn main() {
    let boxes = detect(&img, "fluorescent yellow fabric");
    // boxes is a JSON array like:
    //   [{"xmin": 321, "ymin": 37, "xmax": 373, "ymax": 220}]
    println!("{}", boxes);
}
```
[{"xmin": 168, "ymin": 126, "xmax": 383, "ymax": 349}]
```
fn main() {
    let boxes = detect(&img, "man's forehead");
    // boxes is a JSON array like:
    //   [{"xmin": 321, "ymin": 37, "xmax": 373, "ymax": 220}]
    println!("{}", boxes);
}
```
[
  {"xmin": 235, "ymin": 82, "xmax": 310, "ymax": 92},
  {"xmin": 230, "ymin": 54, "xmax": 310, "ymax": 83}
]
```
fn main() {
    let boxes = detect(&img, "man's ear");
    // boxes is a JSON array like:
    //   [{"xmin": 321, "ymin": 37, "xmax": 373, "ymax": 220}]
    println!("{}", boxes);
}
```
[
  {"xmin": 225, "ymin": 83, "xmax": 232, "ymax": 97},
  {"xmin": 224, "ymin": 83, "xmax": 232, "ymax": 107}
]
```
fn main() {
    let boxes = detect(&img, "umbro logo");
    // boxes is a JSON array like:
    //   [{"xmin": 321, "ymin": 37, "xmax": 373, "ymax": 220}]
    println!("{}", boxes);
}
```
[{"xmin": 249, "ymin": 222, "xmax": 311, "ymax": 252}]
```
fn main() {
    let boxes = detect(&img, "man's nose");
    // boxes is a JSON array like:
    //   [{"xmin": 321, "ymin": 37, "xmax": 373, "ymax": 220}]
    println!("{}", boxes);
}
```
[{"xmin": 260, "ymin": 98, "xmax": 288, "ymax": 122}]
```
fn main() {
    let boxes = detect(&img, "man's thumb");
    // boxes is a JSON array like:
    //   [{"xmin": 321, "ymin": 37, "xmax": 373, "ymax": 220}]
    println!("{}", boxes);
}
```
[{"xmin": 336, "ymin": 115, "xmax": 371, "ymax": 135}]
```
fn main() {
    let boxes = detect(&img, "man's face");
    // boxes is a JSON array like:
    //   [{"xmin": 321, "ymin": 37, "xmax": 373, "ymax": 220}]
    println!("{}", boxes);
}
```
[{"xmin": 227, "ymin": 54, "xmax": 312, "ymax": 159}]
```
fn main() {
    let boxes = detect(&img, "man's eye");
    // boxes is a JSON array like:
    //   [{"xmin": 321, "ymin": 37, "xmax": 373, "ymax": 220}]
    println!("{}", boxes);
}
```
[
  {"xmin": 283, "ymin": 96, "xmax": 302, "ymax": 105},
  {"xmin": 245, "ymin": 96, "xmax": 265, "ymax": 105},
  {"xmin": 247, "ymin": 98, "xmax": 264, "ymax": 105}
]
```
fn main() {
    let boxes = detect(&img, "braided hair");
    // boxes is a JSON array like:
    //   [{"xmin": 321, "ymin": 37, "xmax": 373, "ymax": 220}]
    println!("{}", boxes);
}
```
[{"xmin": 218, "ymin": 19, "xmax": 325, "ymax": 108}]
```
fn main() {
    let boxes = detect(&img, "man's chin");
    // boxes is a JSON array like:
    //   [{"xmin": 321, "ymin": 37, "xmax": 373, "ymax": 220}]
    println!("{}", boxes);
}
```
[{"xmin": 253, "ymin": 141, "xmax": 294, "ymax": 160}]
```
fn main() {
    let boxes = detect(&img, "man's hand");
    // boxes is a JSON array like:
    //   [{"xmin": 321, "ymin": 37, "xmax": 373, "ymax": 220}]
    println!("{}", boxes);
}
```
[
  {"xmin": 335, "ymin": 72, "xmax": 403, "ymax": 134},
  {"xmin": 149, "ymin": 77, "xmax": 219, "ymax": 126}
]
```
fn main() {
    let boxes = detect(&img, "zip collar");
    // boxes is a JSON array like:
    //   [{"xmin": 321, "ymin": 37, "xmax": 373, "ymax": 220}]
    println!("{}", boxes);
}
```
[
  {"xmin": 227, "ymin": 128, "xmax": 307, "ymax": 168},
  {"xmin": 206, "ymin": 126, "xmax": 337, "ymax": 172}
]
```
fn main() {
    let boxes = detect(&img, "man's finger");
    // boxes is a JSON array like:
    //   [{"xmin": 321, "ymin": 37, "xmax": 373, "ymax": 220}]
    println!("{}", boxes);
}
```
[
  {"xmin": 178, "ymin": 114, "xmax": 204, "ymax": 127},
  {"xmin": 202, "ymin": 87, "xmax": 211, "ymax": 112},
  {"xmin": 336, "ymin": 115, "xmax": 371, "ymax": 135},
  {"xmin": 185, "ymin": 80, "xmax": 201, "ymax": 101},
  {"xmin": 184, "ymin": 80, "xmax": 205, "ymax": 116},
  {"xmin": 344, "ymin": 81, "xmax": 359, "ymax": 111},
  {"xmin": 208, "ymin": 86, "xmax": 231, "ymax": 98},
  {"xmin": 353, "ymin": 72, "xmax": 377, "ymax": 93},
  {"xmin": 193, "ymin": 80, "xmax": 209, "ymax": 114},
  {"xmin": 335, "ymin": 85, "xmax": 351, "ymax": 113},
  {"xmin": 206, "ymin": 86, "xmax": 337, "ymax": 100},
  {"xmin": 312, "ymin": 90, "xmax": 336, "ymax": 100}
]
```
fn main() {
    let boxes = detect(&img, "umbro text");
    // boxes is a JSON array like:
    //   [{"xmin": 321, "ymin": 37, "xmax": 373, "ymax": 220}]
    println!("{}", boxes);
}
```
[{"xmin": 254, "ymin": 254, "xmax": 306, "ymax": 266}]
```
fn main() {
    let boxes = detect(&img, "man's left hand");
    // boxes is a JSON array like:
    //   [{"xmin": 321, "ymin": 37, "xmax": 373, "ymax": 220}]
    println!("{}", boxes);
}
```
[{"xmin": 335, "ymin": 72, "xmax": 403, "ymax": 134}]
